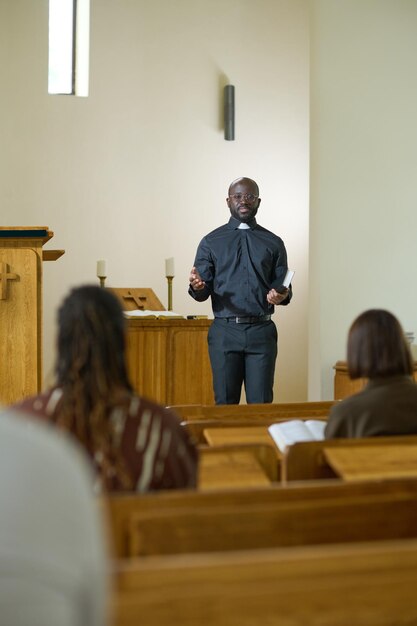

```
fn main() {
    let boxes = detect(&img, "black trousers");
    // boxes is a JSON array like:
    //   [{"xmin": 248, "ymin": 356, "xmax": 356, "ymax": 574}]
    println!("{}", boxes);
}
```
[{"xmin": 207, "ymin": 318, "xmax": 278, "ymax": 404}]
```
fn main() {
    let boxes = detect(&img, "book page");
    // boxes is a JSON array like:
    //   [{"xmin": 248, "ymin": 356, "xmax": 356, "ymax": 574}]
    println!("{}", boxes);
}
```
[
  {"xmin": 305, "ymin": 420, "xmax": 326, "ymax": 440},
  {"xmin": 124, "ymin": 310, "xmax": 156, "ymax": 318},
  {"xmin": 124, "ymin": 310, "xmax": 184, "ymax": 319},
  {"xmin": 268, "ymin": 420, "xmax": 315, "ymax": 453},
  {"xmin": 268, "ymin": 419, "xmax": 326, "ymax": 453}
]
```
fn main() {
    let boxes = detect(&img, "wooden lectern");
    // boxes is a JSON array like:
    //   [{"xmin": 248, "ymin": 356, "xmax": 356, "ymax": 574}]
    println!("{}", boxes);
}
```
[{"xmin": 0, "ymin": 227, "xmax": 64, "ymax": 404}]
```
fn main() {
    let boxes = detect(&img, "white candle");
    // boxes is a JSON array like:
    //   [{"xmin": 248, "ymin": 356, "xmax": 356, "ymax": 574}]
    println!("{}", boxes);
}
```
[
  {"xmin": 165, "ymin": 257, "xmax": 175, "ymax": 277},
  {"xmin": 97, "ymin": 260, "xmax": 107, "ymax": 277}
]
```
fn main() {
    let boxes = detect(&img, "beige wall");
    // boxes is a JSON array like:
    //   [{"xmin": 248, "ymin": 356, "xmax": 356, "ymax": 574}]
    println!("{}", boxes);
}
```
[
  {"xmin": 3, "ymin": 1, "xmax": 416, "ymax": 404},
  {"xmin": 0, "ymin": 0, "xmax": 309, "ymax": 401},
  {"xmin": 309, "ymin": 0, "xmax": 417, "ymax": 399}
]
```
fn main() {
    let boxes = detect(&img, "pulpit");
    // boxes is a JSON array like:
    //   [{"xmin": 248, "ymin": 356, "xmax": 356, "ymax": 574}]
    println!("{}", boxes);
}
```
[
  {"xmin": 0, "ymin": 227, "xmax": 64, "ymax": 404},
  {"xmin": 110, "ymin": 288, "xmax": 214, "ymax": 405}
]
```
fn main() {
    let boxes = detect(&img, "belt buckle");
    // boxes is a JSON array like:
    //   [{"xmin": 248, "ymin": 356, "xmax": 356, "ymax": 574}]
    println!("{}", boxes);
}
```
[{"xmin": 232, "ymin": 315, "xmax": 269, "ymax": 323}]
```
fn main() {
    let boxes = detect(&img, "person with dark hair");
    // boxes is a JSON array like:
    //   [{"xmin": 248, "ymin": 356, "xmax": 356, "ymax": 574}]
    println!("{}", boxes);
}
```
[
  {"xmin": 12, "ymin": 285, "xmax": 198, "ymax": 492},
  {"xmin": 325, "ymin": 309, "xmax": 417, "ymax": 439},
  {"xmin": 189, "ymin": 177, "xmax": 292, "ymax": 404}
]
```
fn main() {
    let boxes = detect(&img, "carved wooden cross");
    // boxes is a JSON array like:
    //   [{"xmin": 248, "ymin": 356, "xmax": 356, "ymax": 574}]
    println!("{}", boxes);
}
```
[
  {"xmin": 123, "ymin": 290, "xmax": 147, "ymax": 309},
  {"xmin": 0, "ymin": 262, "xmax": 18, "ymax": 300}
]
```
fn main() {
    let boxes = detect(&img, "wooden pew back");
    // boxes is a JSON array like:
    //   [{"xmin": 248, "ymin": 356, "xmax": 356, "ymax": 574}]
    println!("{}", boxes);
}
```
[
  {"xmin": 283, "ymin": 434, "xmax": 417, "ymax": 482},
  {"xmin": 184, "ymin": 417, "xmax": 326, "ymax": 444},
  {"xmin": 171, "ymin": 400, "xmax": 335, "ymax": 421},
  {"xmin": 126, "ymin": 490, "xmax": 417, "ymax": 556},
  {"xmin": 198, "ymin": 443, "xmax": 279, "ymax": 488},
  {"xmin": 102, "ymin": 477, "xmax": 417, "ymax": 557},
  {"xmin": 112, "ymin": 539, "xmax": 417, "ymax": 626}
]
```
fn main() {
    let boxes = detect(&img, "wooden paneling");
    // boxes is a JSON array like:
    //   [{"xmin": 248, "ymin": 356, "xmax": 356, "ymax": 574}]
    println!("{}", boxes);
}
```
[
  {"xmin": 125, "ymin": 319, "xmax": 214, "ymax": 405},
  {"xmin": 0, "ymin": 249, "xmax": 39, "ymax": 403},
  {"xmin": 167, "ymin": 326, "xmax": 213, "ymax": 405},
  {"xmin": 125, "ymin": 325, "xmax": 167, "ymax": 403}
]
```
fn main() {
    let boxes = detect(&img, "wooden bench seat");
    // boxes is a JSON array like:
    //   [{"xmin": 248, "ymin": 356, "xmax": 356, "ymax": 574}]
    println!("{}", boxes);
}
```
[
  {"xmin": 102, "ymin": 476, "xmax": 417, "ymax": 557},
  {"xmin": 112, "ymin": 538, "xmax": 417, "ymax": 626}
]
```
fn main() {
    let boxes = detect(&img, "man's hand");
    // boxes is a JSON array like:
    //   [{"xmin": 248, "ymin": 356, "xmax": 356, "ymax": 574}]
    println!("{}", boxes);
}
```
[
  {"xmin": 189, "ymin": 266, "xmax": 206, "ymax": 291},
  {"xmin": 267, "ymin": 287, "xmax": 289, "ymax": 305}
]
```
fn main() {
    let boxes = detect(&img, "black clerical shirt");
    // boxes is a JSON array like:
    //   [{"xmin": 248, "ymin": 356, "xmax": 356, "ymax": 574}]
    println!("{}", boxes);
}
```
[{"xmin": 189, "ymin": 216, "xmax": 292, "ymax": 317}]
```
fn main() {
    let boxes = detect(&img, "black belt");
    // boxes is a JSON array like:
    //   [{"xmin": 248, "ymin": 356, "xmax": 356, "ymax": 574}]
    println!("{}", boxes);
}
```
[{"xmin": 220, "ymin": 314, "xmax": 271, "ymax": 324}]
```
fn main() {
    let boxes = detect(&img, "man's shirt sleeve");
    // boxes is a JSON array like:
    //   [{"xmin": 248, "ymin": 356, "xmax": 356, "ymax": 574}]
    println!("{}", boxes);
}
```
[{"xmin": 188, "ymin": 237, "xmax": 212, "ymax": 302}]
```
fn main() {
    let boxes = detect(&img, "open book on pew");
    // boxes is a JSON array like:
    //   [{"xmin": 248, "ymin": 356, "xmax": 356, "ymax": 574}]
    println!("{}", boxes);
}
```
[
  {"xmin": 124, "ymin": 310, "xmax": 184, "ymax": 319},
  {"xmin": 268, "ymin": 420, "xmax": 326, "ymax": 453}
]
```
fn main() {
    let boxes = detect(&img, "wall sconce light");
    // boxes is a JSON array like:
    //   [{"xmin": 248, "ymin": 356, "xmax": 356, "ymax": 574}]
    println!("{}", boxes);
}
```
[{"xmin": 224, "ymin": 84, "xmax": 235, "ymax": 141}]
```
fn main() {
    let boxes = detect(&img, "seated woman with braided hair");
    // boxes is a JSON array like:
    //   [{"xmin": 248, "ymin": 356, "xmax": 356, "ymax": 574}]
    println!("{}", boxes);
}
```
[{"xmin": 12, "ymin": 285, "xmax": 198, "ymax": 492}]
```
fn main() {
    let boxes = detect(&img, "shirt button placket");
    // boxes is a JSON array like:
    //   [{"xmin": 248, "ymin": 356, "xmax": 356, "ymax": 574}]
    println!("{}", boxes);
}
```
[{"xmin": 241, "ymin": 231, "xmax": 250, "ymax": 304}]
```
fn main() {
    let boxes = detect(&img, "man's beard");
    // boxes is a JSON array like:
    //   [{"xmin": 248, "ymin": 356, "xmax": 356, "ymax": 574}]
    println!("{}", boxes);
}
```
[{"xmin": 231, "ymin": 205, "xmax": 258, "ymax": 223}]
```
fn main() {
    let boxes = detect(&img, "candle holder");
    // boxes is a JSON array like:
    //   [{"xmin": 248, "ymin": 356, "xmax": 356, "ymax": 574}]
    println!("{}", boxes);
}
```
[
  {"xmin": 96, "ymin": 260, "xmax": 107, "ymax": 288},
  {"xmin": 166, "ymin": 276, "xmax": 174, "ymax": 311}
]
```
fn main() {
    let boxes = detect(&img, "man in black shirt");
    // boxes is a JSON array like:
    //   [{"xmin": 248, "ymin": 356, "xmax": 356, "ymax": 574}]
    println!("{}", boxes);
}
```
[{"xmin": 188, "ymin": 177, "xmax": 292, "ymax": 404}]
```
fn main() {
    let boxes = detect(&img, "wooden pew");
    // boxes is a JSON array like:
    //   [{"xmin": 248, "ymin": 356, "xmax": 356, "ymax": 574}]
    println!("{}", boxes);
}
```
[
  {"xmin": 282, "ymin": 434, "xmax": 417, "ymax": 482},
  {"xmin": 198, "ymin": 443, "xmax": 279, "ymax": 489},
  {"xmin": 112, "ymin": 538, "xmax": 417, "ymax": 626},
  {"xmin": 102, "ymin": 476, "xmax": 417, "ymax": 557},
  {"xmin": 185, "ymin": 419, "xmax": 279, "ymax": 444},
  {"xmin": 184, "ymin": 417, "xmax": 326, "ymax": 445},
  {"xmin": 324, "ymin": 443, "xmax": 417, "ymax": 481},
  {"xmin": 171, "ymin": 400, "xmax": 335, "ymax": 421},
  {"xmin": 126, "ymin": 490, "xmax": 417, "ymax": 556},
  {"xmin": 203, "ymin": 425, "xmax": 281, "ymax": 449}
]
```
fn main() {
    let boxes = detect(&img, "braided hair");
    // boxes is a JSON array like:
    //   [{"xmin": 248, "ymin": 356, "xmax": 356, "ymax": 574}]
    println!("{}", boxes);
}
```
[{"xmin": 55, "ymin": 285, "xmax": 134, "ymax": 488}]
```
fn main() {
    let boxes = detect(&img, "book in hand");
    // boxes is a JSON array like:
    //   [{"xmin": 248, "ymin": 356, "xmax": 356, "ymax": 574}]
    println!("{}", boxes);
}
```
[
  {"xmin": 268, "ymin": 419, "xmax": 326, "ymax": 453},
  {"xmin": 123, "ymin": 310, "xmax": 184, "ymax": 319},
  {"xmin": 282, "ymin": 269, "xmax": 295, "ymax": 288},
  {"xmin": 277, "ymin": 269, "xmax": 295, "ymax": 293}
]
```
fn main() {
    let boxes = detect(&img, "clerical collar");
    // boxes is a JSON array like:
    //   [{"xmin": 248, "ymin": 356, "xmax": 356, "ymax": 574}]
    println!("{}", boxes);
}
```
[{"xmin": 228, "ymin": 216, "xmax": 257, "ymax": 230}]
